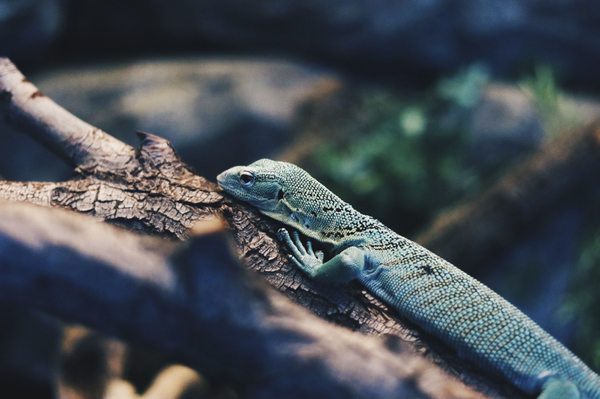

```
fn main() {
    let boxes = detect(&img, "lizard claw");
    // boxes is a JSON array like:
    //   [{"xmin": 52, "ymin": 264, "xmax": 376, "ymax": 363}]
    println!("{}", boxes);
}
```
[
  {"xmin": 306, "ymin": 240, "xmax": 314, "ymax": 256},
  {"xmin": 277, "ymin": 228, "xmax": 324, "ymax": 275},
  {"xmin": 276, "ymin": 227, "xmax": 288, "ymax": 240},
  {"xmin": 315, "ymin": 250, "xmax": 324, "ymax": 262},
  {"xmin": 292, "ymin": 230, "xmax": 307, "ymax": 254}
]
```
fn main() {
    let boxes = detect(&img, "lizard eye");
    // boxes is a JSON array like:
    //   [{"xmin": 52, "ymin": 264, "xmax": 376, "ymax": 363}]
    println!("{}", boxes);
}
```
[
  {"xmin": 276, "ymin": 189, "xmax": 285, "ymax": 200},
  {"xmin": 239, "ymin": 171, "xmax": 256, "ymax": 187}
]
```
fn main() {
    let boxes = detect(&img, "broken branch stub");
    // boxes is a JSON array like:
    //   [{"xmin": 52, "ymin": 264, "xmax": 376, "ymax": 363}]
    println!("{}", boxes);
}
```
[{"xmin": 0, "ymin": 58, "xmax": 521, "ymax": 398}]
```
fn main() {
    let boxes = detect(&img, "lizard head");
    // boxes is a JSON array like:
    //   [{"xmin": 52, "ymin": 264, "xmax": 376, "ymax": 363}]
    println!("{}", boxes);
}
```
[
  {"xmin": 217, "ymin": 159, "xmax": 334, "ymax": 232},
  {"xmin": 217, "ymin": 158, "xmax": 302, "ymax": 212},
  {"xmin": 218, "ymin": 159, "xmax": 359, "ymax": 245}
]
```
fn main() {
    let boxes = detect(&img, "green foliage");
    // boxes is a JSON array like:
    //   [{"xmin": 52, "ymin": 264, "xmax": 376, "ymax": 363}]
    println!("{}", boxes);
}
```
[
  {"xmin": 520, "ymin": 66, "xmax": 580, "ymax": 136},
  {"xmin": 522, "ymin": 66, "xmax": 561, "ymax": 116},
  {"xmin": 437, "ymin": 64, "xmax": 489, "ymax": 108},
  {"xmin": 309, "ymin": 66, "xmax": 491, "ymax": 233},
  {"xmin": 309, "ymin": 64, "xmax": 581, "ymax": 234}
]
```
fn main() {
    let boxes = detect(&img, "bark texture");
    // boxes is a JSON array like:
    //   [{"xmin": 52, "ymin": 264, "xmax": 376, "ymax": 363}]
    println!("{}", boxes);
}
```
[
  {"xmin": 8, "ymin": 56, "xmax": 594, "ymax": 398},
  {"xmin": 0, "ymin": 201, "xmax": 484, "ymax": 399}
]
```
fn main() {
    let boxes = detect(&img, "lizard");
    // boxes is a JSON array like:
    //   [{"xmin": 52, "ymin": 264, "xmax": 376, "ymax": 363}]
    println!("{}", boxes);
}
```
[{"xmin": 217, "ymin": 158, "xmax": 600, "ymax": 399}]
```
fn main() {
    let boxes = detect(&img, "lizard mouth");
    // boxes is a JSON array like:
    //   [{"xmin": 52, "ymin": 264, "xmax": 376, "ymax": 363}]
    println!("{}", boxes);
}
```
[
  {"xmin": 216, "ymin": 172, "xmax": 227, "ymax": 188},
  {"xmin": 216, "ymin": 169, "xmax": 239, "ymax": 193}
]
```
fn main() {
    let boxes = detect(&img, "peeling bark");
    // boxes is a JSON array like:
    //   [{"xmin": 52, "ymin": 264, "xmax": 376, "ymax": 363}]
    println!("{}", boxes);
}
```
[
  {"xmin": 0, "ymin": 132, "xmax": 222, "ymax": 239},
  {"xmin": 0, "ymin": 57, "xmax": 525, "ymax": 398}
]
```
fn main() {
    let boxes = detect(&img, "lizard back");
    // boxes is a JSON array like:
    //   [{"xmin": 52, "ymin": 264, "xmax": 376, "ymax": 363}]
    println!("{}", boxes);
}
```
[{"xmin": 217, "ymin": 159, "xmax": 600, "ymax": 398}]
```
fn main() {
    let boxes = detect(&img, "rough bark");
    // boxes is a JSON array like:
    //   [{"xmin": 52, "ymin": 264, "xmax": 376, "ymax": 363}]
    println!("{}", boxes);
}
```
[
  {"xmin": 0, "ymin": 57, "xmax": 522, "ymax": 398},
  {"xmin": 0, "ymin": 132, "xmax": 223, "ymax": 240},
  {"xmin": 0, "ymin": 201, "xmax": 484, "ymax": 399}
]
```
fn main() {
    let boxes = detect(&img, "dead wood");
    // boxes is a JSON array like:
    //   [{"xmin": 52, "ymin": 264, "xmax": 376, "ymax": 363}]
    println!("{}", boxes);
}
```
[
  {"xmin": 0, "ymin": 57, "xmax": 519, "ymax": 398},
  {"xmin": 0, "ymin": 58, "xmax": 135, "ymax": 172},
  {"xmin": 0, "ymin": 201, "xmax": 484, "ymax": 399}
]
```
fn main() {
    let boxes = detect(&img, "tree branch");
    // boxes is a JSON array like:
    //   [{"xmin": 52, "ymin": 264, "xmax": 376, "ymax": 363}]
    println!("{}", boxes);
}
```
[
  {"xmin": 0, "ymin": 133, "xmax": 222, "ymax": 239},
  {"xmin": 417, "ymin": 121, "xmax": 600, "ymax": 271},
  {"xmin": 0, "ymin": 58, "xmax": 135, "ymax": 171},
  {"xmin": 0, "ymin": 58, "xmax": 518, "ymax": 397},
  {"xmin": 0, "ymin": 201, "xmax": 484, "ymax": 399}
]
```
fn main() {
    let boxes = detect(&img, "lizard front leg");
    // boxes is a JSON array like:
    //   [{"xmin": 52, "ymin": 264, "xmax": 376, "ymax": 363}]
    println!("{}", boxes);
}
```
[
  {"xmin": 277, "ymin": 228, "xmax": 365, "ymax": 283},
  {"xmin": 538, "ymin": 378, "xmax": 580, "ymax": 399}
]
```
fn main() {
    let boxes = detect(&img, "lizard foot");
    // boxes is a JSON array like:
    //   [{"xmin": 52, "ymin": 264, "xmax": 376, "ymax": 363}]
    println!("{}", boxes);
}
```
[
  {"xmin": 277, "ymin": 228, "xmax": 324, "ymax": 277},
  {"xmin": 538, "ymin": 378, "xmax": 580, "ymax": 399}
]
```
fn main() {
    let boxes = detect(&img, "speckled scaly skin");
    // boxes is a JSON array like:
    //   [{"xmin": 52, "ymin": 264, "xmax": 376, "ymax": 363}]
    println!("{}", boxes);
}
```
[{"xmin": 217, "ymin": 159, "xmax": 600, "ymax": 399}]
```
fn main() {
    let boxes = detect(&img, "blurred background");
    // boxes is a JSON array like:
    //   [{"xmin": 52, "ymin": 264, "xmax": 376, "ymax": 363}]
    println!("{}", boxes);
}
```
[{"xmin": 1, "ymin": 0, "xmax": 599, "ymax": 398}]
